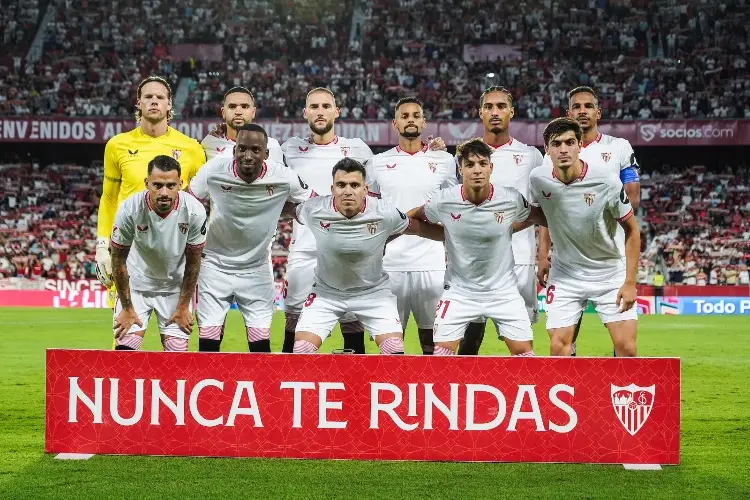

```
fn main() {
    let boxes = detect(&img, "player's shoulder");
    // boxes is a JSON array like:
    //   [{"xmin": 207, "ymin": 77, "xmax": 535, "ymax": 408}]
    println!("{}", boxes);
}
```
[
  {"xmin": 201, "ymin": 155, "xmax": 233, "ymax": 174},
  {"xmin": 340, "ymin": 136, "xmax": 373, "ymax": 156},
  {"xmin": 601, "ymin": 133, "xmax": 633, "ymax": 150},
  {"xmin": 434, "ymin": 184, "xmax": 462, "ymax": 202},
  {"xmin": 303, "ymin": 193, "xmax": 331, "ymax": 212},
  {"xmin": 426, "ymin": 148, "xmax": 455, "ymax": 162},
  {"xmin": 267, "ymin": 136, "xmax": 282, "ymax": 150},
  {"xmin": 281, "ymin": 136, "xmax": 307, "ymax": 150},
  {"xmin": 179, "ymin": 190, "xmax": 207, "ymax": 216},
  {"xmin": 105, "ymin": 127, "xmax": 138, "ymax": 148},
  {"xmin": 168, "ymin": 127, "xmax": 202, "ymax": 150},
  {"xmin": 119, "ymin": 189, "xmax": 148, "ymax": 214},
  {"xmin": 370, "ymin": 146, "xmax": 399, "ymax": 164},
  {"xmin": 264, "ymin": 159, "xmax": 297, "ymax": 181}
]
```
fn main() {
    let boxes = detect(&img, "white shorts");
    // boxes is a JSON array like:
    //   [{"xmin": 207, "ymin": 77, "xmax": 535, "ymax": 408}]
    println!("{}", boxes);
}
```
[
  {"xmin": 285, "ymin": 251, "xmax": 358, "ymax": 323},
  {"xmin": 197, "ymin": 264, "xmax": 274, "ymax": 329},
  {"xmin": 113, "ymin": 289, "xmax": 191, "ymax": 339},
  {"xmin": 433, "ymin": 287, "xmax": 532, "ymax": 343},
  {"xmin": 545, "ymin": 267, "xmax": 638, "ymax": 329},
  {"xmin": 295, "ymin": 283, "xmax": 402, "ymax": 341},
  {"xmin": 515, "ymin": 264, "xmax": 540, "ymax": 324},
  {"xmin": 388, "ymin": 270, "xmax": 445, "ymax": 329}
]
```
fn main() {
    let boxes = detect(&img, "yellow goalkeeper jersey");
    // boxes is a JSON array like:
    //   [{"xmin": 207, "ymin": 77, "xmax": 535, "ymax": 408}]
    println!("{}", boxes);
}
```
[{"xmin": 97, "ymin": 126, "xmax": 206, "ymax": 238}]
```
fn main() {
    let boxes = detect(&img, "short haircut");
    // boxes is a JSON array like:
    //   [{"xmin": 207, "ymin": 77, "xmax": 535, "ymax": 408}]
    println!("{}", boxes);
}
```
[
  {"xmin": 395, "ymin": 96, "xmax": 423, "ymax": 114},
  {"xmin": 479, "ymin": 86, "xmax": 514, "ymax": 107},
  {"xmin": 331, "ymin": 158, "xmax": 366, "ymax": 180},
  {"xmin": 135, "ymin": 76, "xmax": 173, "ymax": 122},
  {"xmin": 236, "ymin": 123, "xmax": 268, "ymax": 141},
  {"xmin": 543, "ymin": 118, "xmax": 583, "ymax": 145},
  {"xmin": 147, "ymin": 155, "xmax": 181, "ymax": 177},
  {"xmin": 456, "ymin": 138, "xmax": 493, "ymax": 166},
  {"xmin": 568, "ymin": 86, "xmax": 599, "ymax": 107},
  {"xmin": 224, "ymin": 86, "xmax": 255, "ymax": 104},
  {"xmin": 306, "ymin": 87, "xmax": 336, "ymax": 104}
]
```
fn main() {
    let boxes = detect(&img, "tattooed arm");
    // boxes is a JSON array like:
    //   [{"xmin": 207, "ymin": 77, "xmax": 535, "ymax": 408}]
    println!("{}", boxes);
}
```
[{"xmin": 111, "ymin": 244, "xmax": 142, "ymax": 338}]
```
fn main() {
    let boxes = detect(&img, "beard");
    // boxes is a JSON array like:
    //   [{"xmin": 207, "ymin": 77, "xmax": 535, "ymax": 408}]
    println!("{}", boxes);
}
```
[
  {"xmin": 309, "ymin": 120, "xmax": 334, "ymax": 136},
  {"xmin": 400, "ymin": 127, "xmax": 421, "ymax": 139}
]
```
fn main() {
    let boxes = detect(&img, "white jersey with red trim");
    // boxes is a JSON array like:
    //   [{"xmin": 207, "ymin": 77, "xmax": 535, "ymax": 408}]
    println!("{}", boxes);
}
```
[
  {"xmin": 188, "ymin": 156, "xmax": 313, "ymax": 272},
  {"xmin": 529, "ymin": 161, "xmax": 634, "ymax": 282},
  {"xmin": 110, "ymin": 190, "xmax": 207, "ymax": 293},
  {"xmin": 423, "ymin": 184, "xmax": 531, "ymax": 294},
  {"xmin": 283, "ymin": 135, "xmax": 373, "ymax": 252},
  {"xmin": 366, "ymin": 143, "xmax": 456, "ymax": 272},
  {"xmin": 295, "ymin": 195, "xmax": 409, "ymax": 293},
  {"xmin": 201, "ymin": 133, "xmax": 283, "ymax": 163},
  {"xmin": 542, "ymin": 132, "xmax": 637, "ymax": 176},
  {"xmin": 485, "ymin": 138, "xmax": 544, "ymax": 265}
]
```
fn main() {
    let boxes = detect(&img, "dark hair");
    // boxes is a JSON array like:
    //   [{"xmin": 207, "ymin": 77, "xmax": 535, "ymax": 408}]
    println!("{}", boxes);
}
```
[
  {"xmin": 543, "ymin": 118, "xmax": 583, "ymax": 145},
  {"xmin": 147, "ymin": 155, "xmax": 181, "ymax": 177},
  {"xmin": 224, "ymin": 86, "xmax": 255, "ymax": 104},
  {"xmin": 395, "ymin": 97, "xmax": 423, "ymax": 114},
  {"xmin": 479, "ymin": 86, "xmax": 514, "ymax": 107},
  {"xmin": 135, "ymin": 76, "xmax": 173, "ymax": 121},
  {"xmin": 331, "ymin": 158, "xmax": 366, "ymax": 180},
  {"xmin": 568, "ymin": 86, "xmax": 599, "ymax": 107},
  {"xmin": 456, "ymin": 138, "xmax": 493, "ymax": 166},
  {"xmin": 236, "ymin": 123, "xmax": 268, "ymax": 141}
]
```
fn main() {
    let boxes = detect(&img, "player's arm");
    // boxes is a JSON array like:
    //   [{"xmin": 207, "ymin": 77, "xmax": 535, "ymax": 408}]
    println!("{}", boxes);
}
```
[
  {"xmin": 614, "ymin": 185, "xmax": 639, "ymax": 312},
  {"xmin": 364, "ymin": 158, "xmax": 381, "ymax": 198},
  {"xmin": 512, "ymin": 205, "xmax": 547, "ymax": 233},
  {"xmin": 404, "ymin": 217, "xmax": 444, "ymax": 241},
  {"xmin": 168, "ymin": 208, "xmax": 207, "ymax": 335},
  {"xmin": 95, "ymin": 139, "xmax": 122, "ymax": 286},
  {"xmin": 620, "ymin": 143, "xmax": 641, "ymax": 210},
  {"xmin": 529, "ymin": 178, "xmax": 552, "ymax": 287},
  {"xmin": 109, "ymin": 206, "xmax": 142, "ymax": 337},
  {"xmin": 281, "ymin": 171, "xmax": 316, "ymax": 217},
  {"xmin": 186, "ymin": 160, "xmax": 210, "ymax": 202}
]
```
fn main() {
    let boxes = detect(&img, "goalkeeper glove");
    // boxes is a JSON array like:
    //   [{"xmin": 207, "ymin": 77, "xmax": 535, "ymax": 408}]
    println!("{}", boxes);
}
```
[{"xmin": 95, "ymin": 237, "xmax": 113, "ymax": 287}]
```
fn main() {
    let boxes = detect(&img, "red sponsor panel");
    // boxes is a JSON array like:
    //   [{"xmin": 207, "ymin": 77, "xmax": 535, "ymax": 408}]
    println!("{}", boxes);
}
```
[
  {"xmin": 0, "ymin": 290, "xmax": 109, "ymax": 308},
  {"xmin": 46, "ymin": 350, "xmax": 680, "ymax": 464}
]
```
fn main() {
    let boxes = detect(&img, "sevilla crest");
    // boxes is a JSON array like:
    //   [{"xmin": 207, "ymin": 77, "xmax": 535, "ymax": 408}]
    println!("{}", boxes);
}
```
[
  {"xmin": 601, "ymin": 152, "xmax": 612, "ymax": 163},
  {"xmin": 178, "ymin": 223, "xmax": 188, "ymax": 234},
  {"xmin": 494, "ymin": 211, "xmax": 504, "ymax": 223},
  {"xmin": 266, "ymin": 185, "xmax": 276, "ymax": 196},
  {"xmin": 584, "ymin": 193, "xmax": 595, "ymax": 206},
  {"xmin": 340, "ymin": 146, "xmax": 350, "ymax": 157},
  {"xmin": 367, "ymin": 222, "xmax": 378, "ymax": 235},
  {"xmin": 513, "ymin": 154, "xmax": 524, "ymax": 165},
  {"xmin": 611, "ymin": 384, "xmax": 655, "ymax": 436},
  {"xmin": 172, "ymin": 149, "xmax": 182, "ymax": 160},
  {"xmin": 428, "ymin": 162, "xmax": 437, "ymax": 173}
]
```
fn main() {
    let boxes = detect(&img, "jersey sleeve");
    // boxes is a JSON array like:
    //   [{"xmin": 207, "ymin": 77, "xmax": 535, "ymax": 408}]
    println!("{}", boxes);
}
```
[
  {"xmin": 608, "ymin": 180, "xmax": 634, "ymax": 222},
  {"xmin": 383, "ymin": 201, "xmax": 410, "ymax": 235},
  {"xmin": 618, "ymin": 140, "xmax": 640, "ymax": 184},
  {"xmin": 527, "ymin": 175, "xmax": 541, "ymax": 207},
  {"xmin": 187, "ymin": 202, "xmax": 208, "ymax": 248},
  {"xmin": 187, "ymin": 161, "xmax": 210, "ymax": 202},
  {"xmin": 286, "ymin": 167, "xmax": 314, "ymax": 203},
  {"xmin": 185, "ymin": 140, "xmax": 208, "ymax": 182},
  {"xmin": 365, "ymin": 159, "xmax": 380, "ymax": 197},
  {"xmin": 532, "ymin": 147, "xmax": 544, "ymax": 167},
  {"xmin": 356, "ymin": 141, "xmax": 374, "ymax": 163},
  {"xmin": 441, "ymin": 157, "xmax": 459, "ymax": 188},
  {"xmin": 423, "ymin": 189, "xmax": 443, "ymax": 223},
  {"xmin": 97, "ymin": 138, "xmax": 122, "ymax": 237},
  {"xmin": 513, "ymin": 187, "xmax": 532, "ymax": 222},
  {"xmin": 110, "ymin": 199, "xmax": 134, "ymax": 248},
  {"xmin": 295, "ymin": 200, "xmax": 311, "ymax": 225},
  {"xmin": 268, "ymin": 138, "xmax": 284, "ymax": 165}
]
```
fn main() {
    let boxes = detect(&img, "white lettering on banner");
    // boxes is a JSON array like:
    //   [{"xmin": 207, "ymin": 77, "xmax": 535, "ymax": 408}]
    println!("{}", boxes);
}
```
[
  {"xmin": 110, "ymin": 379, "xmax": 145, "ymax": 426},
  {"xmin": 318, "ymin": 383, "xmax": 347, "ymax": 429},
  {"xmin": 280, "ymin": 381, "xmax": 316, "ymax": 428},
  {"xmin": 370, "ymin": 383, "xmax": 419, "ymax": 431},
  {"xmin": 45, "ymin": 279, "xmax": 105, "ymax": 292},
  {"xmin": 68, "ymin": 377, "xmax": 103, "ymax": 423},
  {"xmin": 102, "ymin": 122, "xmax": 128, "ymax": 140},
  {"xmin": 640, "ymin": 123, "xmax": 734, "ymax": 142},
  {"xmin": 175, "ymin": 122, "xmax": 205, "ymax": 140},
  {"xmin": 0, "ymin": 120, "xmax": 29, "ymax": 139},
  {"xmin": 423, "ymin": 383, "xmax": 460, "ymax": 430},
  {"xmin": 53, "ymin": 290, "xmax": 108, "ymax": 308},
  {"xmin": 507, "ymin": 385, "xmax": 545, "ymax": 431},
  {"xmin": 226, "ymin": 381, "xmax": 263, "ymax": 427},
  {"xmin": 548, "ymin": 384, "xmax": 577, "ymax": 433},
  {"xmin": 694, "ymin": 299, "xmax": 736, "ymax": 314},
  {"xmin": 151, "ymin": 379, "xmax": 186, "ymax": 425},
  {"xmin": 465, "ymin": 384, "xmax": 507, "ymax": 431},
  {"xmin": 741, "ymin": 300, "xmax": 750, "ymax": 314},
  {"xmin": 189, "ymin": 379, "xmax": 224, "ymax": 427}
]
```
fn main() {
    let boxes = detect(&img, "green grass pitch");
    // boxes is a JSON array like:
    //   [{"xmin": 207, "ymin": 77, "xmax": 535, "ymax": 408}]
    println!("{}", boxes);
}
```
[{"xmin": 0, "ymin": 308, "xmax": 749, "ymax": 499}]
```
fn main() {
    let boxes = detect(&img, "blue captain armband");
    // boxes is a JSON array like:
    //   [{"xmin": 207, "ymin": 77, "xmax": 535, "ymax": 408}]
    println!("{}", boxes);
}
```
[{"xmin": 620, "ymin": 166, "xmax": 640, "ymax": 184}]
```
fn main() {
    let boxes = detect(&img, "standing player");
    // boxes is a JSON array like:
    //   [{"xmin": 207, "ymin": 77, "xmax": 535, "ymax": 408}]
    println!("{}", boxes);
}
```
[
  {"xmin": 201, "ymin": 86, "xmax": 283, "ymax": 163},
  {"xmin": 530, "ymin": 118, "xmax": 639, "ymax": 357},
  {"xmin": 292, "ymin": 158, "xmax": 445, "ymax": 354},
  {"xmin": 188, "ymin": 124, "xmax": 314, "ymax": 353},
  {"xmin": 96, "ymin": 76, "xmax": 206, "ymax": 312},
  {"xmin": 110, "ymin": 156, "xmax": 207, "ymax": 351},
  {"xmin": 409, "ymin": 139, "xmax": 547, "ymax": 356},
  {"xmin": 459, "ymin": 87, "xmax": 545, "ymax": 355},
  {"xmin": 366, "ymin": 97, "xmax": 456, "ymax": 355},
  {"xmin": 538, "ymin": 87, "xmax": 641, "ymax": 356}
]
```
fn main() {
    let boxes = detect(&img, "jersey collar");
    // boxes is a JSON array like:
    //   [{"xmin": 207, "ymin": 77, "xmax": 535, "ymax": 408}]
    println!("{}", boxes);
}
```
[
  {"xmin": 232, "ymin": 160, "xmax": 267, "ymax": 182},
  {"xmin": 487, "ymin": 138, "xmax": 513, "ymax": 149},
  {"xmin": 308, "ymin": 135, "xmax": 339, "ymax": 145},
  {"xmin": 460, "ymin": 183, "xmax": 495, "ymax": 205},
  {"xmin": 332, "ymin": 195, "xmax": 367, "ymax": 216},
  {"xmin": 581, "ymin": 132, "xmax": 602, "ymax": 148},
  {"xmin": 145, "ymin": 191, "xmax": 180, "ymax": 219},
  {"xmin": 552, "ymin": 161, "xmax": 589, "ymax": 185},
  {"xmin": 395, "ymin": 142, "xmax": 428, "ymax": 155}
]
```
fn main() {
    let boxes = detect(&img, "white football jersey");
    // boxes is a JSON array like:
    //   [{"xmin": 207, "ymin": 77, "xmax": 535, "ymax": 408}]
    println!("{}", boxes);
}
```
[
  {"xmin": 188, "ymin": 157, "xmax": 313, "ymax": 272},
  {"xmin": 295, "ymin": 195, "xmax": 409, "ymax": 293},
  {"xmin": 424, "ymin": 184, "xmax": 531, "ymax": 294},
  {"xmin": 282, "ymin": 135, "xmax": 373, "ymax": 253},
  {"xmin": 542, "ymin": 133, "xmax": 637, "ymax": 177},
  {"xmin": 529, "ymin": 161, "xmax": 634, "ymax": 282},
  {"xmin": 201, "ymin": 133, "xmax": 283, "ymax": 163},
  {"xmin": 110, "ymin": 190, "xmax": 207, "ymax": 293},
  {"xmin": 367, "ymin": 143, "xmax": 457, "ymax": 272},
  {"xmin": 486, "ymin": 138, "xmax": 544, "ymax": 265}
]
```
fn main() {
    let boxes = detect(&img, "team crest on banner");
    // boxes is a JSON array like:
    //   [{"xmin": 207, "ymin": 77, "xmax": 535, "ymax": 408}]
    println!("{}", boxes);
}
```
[
  {"xmin": 428, "ymin": 162, "xmax": 437, "ymax": 173},
  {"xmin": 178, "ymin": 223, "xmax": 188, "ymax": 234},
  {"xmin": 172, "ymin": 149, "xmax": 182, "ymax": 160},
  {"xmin": 584, "ymin": 193, "xmax": 595, "ymax": 206},
  {"xmin": 340, "ymin": 146, "xmax": 350, "ymax": 157},
  {"xmin": 367, "ymin": 222, "xmax": 378, "ymax": 234},
  {"xmin": 266, "ymin": 185, "xmax": 276, "ymax": 196},
  {"xmin": 494, "ymin": 212, "xmax": 504, "ymax": 223},
  {"xmin": 513, "ymin": 154, "xmax": 524, "ymax": 165},
  {"xmin": 601, "ymin": 152, "xmax": 611, "ymax": 163},
  {"xmin": 611, "ymin": 384, "xmax": 656, "ymax": 436}
]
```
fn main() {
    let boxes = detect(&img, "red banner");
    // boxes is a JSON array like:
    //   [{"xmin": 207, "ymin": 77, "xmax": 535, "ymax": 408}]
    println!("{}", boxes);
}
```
[
  {"xmin": 0, "ymin": 289, "xmax": 108, "ymax": 308},
  {"xmin": 1, "ymin": 116, "xmax": 748, "ymax": 146},
  {"xmin": 46, "ymin": 350, "xmax": 680, "ymax": 464}
]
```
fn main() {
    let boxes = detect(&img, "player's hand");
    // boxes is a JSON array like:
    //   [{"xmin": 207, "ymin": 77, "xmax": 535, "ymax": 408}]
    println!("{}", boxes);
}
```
[
  {"xmin": 95, "ymin": 237, "xmax": 113, "ymax": 287},
  {"xmin": 167, "ymin": 306, "xmax": 194, "ymax": 336},
  {"xmin": 210, "ymin": 123, "xmax": 227, "ymax": 138},
  {"xmin": 113, "ymin": 308, "xmax": 143, "ymax": 339},
  {"xmin": 537, "ymin": 260, "xmax": 550, "ymax": 288},
  {"xmin": 616, "ymin": 282, "xmax": 637, "ymax": 312},
  {"xmin": 427, "ymin": 135, "xmax": 447, "ymax": 151}
]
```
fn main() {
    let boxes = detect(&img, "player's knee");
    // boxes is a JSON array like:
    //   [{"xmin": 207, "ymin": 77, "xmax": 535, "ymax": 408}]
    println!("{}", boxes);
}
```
[
  {"xmin": 613, "ymin": 340, "xmax": 637, "ymax": 357},
  {"xmin": 162, "ymin": 336, "xmax": 188, "ymax": 352},
  {"xmin": 293, "ymin": 340, "xmax": 319, "ymax": 354},
  {"xmin": 246, "ymin": 327, "xmax": 270, "ymax": 342},
  {"xmin": 378, "ymin": 336, "xmax": 404, "ymax": 355},
  {"xmin": 115, "ymin": 334, "xmax": 143, "ymax": 351},
  {"xmin": 199, "ymin": 325, "xmax": 223, "ymax": 340}
]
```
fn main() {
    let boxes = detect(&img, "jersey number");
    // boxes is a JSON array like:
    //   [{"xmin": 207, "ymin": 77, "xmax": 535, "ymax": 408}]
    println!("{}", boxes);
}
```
[
  {"xmin": 304, "ymin": 293, "xmax": 317, "ymax": 307},
  {"xmin": 545, "ymin": 285, "xmax": 556, "ymax": 305},
  {"xmin": 435, "ymin": 300, "xmax": 451, "ymax": 319}
]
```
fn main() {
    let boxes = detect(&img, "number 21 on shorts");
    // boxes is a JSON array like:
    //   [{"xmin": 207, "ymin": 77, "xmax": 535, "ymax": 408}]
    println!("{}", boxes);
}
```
[{"xmin": 435, "ymin": 299, "xmax": 451, "ymax": 319}]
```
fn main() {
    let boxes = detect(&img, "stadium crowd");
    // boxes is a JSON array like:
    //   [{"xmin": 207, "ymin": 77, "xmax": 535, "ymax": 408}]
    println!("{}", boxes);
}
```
[{"xmin": 1, "ymin": 0, "xmax": 749, "ymax": 119}]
